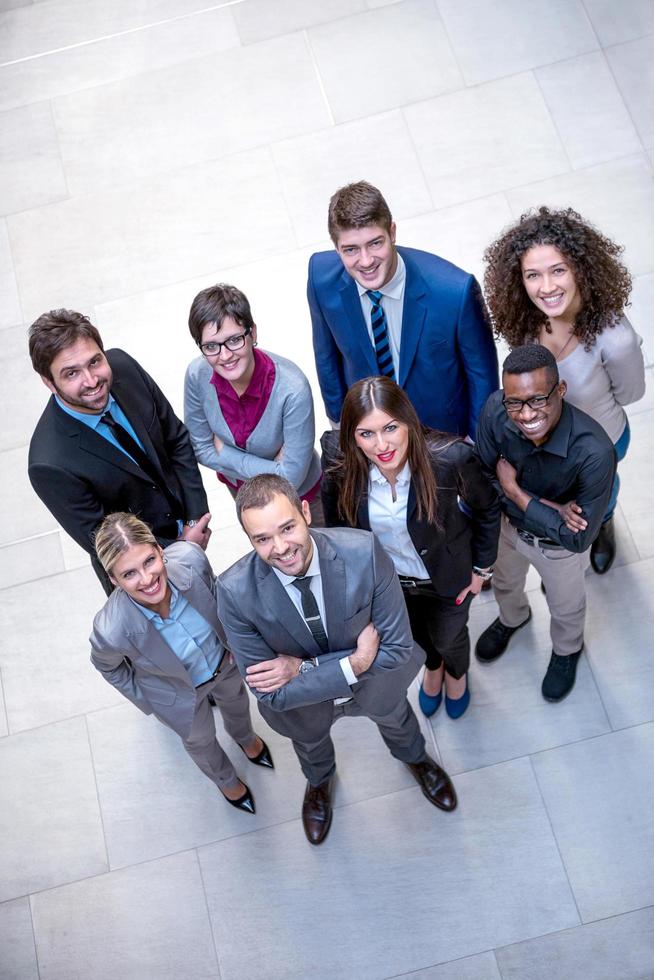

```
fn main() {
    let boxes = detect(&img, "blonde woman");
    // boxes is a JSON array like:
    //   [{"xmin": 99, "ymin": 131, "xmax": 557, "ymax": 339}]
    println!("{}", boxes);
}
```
[{"xmin": 90, "ymin": 512, "xmax": 274, "ymax": 813}]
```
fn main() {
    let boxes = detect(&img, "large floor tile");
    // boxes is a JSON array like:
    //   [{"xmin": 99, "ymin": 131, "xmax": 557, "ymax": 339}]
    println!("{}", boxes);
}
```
[
  {"xmin": 0, "ymin": 444, "xmax": 59, "ymax": 545},
  {"xmin": 8, "ymin": 147, "xmax": 296, "ymax": 322},
  {"xmin": 606, "ymin": 35, "xmax": 654, "ymax": 151},
  {"xmin": 616, "ymin": 411, "xmax": 654, "ymax": 557},
  {"xmin": 505, "ymin": 155, "xmax": 654, "ymax": 277},
  {"xmin": 583, "ymin": 0, "xmax": 654, "ymax": 47},
  {"xmin": 585, "ymin": 557, "xmax": 654, "ymax": 729},
  {"xmin": 233, "ymin": 0, "xmax": 367, "ymax": 44},
  {"xmin": 399, "ymin": 193, "xmax": 514, "ymax": 286},
  {"xmin": 309, "ymin": 0, "xmax": 463, "ymax": 123},
  {"xmin": 0, "ymin": 896, "xmax": 38, "ymax": 980},
  {"xmin": 0, "ymin": 716, "xmax": 106, "ymax": 902},
  {"xmin": 0, "ymin": 218, "xmax": 21, "ymax": 328},
  {"xmin": 535, "ymin": 51, "xmax": 643, "ymax": 170},
  {"xmin": 394, "ymin": 951, "xmax": 502, "ymax": 980},
  {"xmin": 199, "ymin": 757, "xmax": 578, "ymax": 979},
  {"xmin": 438, "ymin": 0, "xmax": 596, "ymax": 86},
  {"xmin": 630, "ymin": 274, "xmax": 654, "ymax": 366},
  {"xmin": 272, "ymin": 110, "xmax": 432, "ymax": 246},
  {"xmin": 404, "ymin": 73, "xmax": 569, "ymax": 210},
  {"xmin": 31, "ymin": 850, "xmax": 219, "ymax": 980},
  {"xmin": 53, "ymin": 33, "xmax": 331, "ymax": 196},
  {"xmin": 0, "ymin": 0, "xmax": 215, "ymax": 63},
  {"xmin": 0, "ymin": 531, "xmax": 64, "ymax": 591},
  {"xmin": 0, "ymin": 325, "xmax": 52, "ymax": 452},
  {"xmin": 0, "ymin": 6, "xmax": 241, "ymax": 113},
  {"xmin": 433, "ymin": 594, "xmax": 611, "ymax": 775},
  {"xmin": 532, "ymin": 724, "xmax": 654, "ymax": 921},
  {"xmin": 0, "ymin": 102, "xmax": 67, "ymax": 216},
  {"xmin": 496, "ymin": 906, "xmax": 654, "ymax": 980},
  {"xmin": 0, "ymin": 566, "xmax": 121, "ymax": 733}
]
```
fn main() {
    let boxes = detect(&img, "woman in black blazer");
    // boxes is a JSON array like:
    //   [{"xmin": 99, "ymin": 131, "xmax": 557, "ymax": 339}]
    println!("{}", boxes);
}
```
[{"xmin": 322, "ymin": 377, "xmax": 500, "ymax": 719}]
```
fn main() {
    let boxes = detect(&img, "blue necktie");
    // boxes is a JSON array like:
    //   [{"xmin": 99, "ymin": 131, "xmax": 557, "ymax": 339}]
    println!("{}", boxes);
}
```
[{"xmin": 367, "ymin": 290, "xmax": 396, "ymax": 381}]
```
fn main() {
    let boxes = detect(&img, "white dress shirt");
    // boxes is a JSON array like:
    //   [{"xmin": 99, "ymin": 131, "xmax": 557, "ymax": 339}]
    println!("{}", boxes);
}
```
[
  {"xmin": 356, "ymin": 252, "xmax": 406, "ymax": 379},
  {"xmin": 367, "ymin": 462, "xmax": 431, "ymax": 580},
  {"xmin": 272, "ymin": 540, "xmax": 358, "ymax": 687}
]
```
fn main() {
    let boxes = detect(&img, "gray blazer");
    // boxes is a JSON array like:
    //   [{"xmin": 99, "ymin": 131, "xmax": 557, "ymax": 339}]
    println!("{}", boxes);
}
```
[
  {"xmin": 90, "ymin": 541, "xmax": 225, "ymax": 740},
  {"xmin": 184, "ymin": 349, "xmax": 322, "ymax": 495},
  {"xmin": 217, "ymin": 527, "xmax": 420, "ymax": 740}
]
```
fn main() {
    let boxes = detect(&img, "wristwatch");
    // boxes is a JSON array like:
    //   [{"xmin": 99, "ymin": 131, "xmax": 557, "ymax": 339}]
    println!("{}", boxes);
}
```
[
  {"xmin": 185, "ymin": 519, "xmax": 199, "ymax": 528},
  {"xmin": 298, "ymin": 658, "xmax": 317, "ymax": 674},
  {"xmin": 472, "ymin": 566, "xmax": 494, "ymax": 581}
]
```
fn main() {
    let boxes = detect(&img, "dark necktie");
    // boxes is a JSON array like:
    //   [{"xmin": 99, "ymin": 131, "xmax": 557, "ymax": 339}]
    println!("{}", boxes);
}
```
[
  {"xmin": 366, "ymin": 289, "xmax": 396, "ymax": 381},
  {"xmin": 101, "ymin": 411, "xmax": 162, "ymax": 483},
  {"xmin": 292, "ymin": 576, "xmax": 329, "ymax": 653}
]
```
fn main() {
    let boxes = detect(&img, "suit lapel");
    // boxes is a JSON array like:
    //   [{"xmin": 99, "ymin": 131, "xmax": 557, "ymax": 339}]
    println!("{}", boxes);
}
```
[
  {"xmin": 398, "ymin": 254, "xmax": 428, "ymax": 387},
  {"xmin": 110, "ymin": 373, "xmax": 166, "ymax": 481},
  {"xmin": 53, "ymin": 407, "xmax": 151, "ymax": 483},
  {"xmin": 115, "ymin": 593, "xmax": 191, "ymax": 684},
  {"xmin": 167, "ymin": 557, "xmax": 221, "ymax": 636},
  {"xmin": 258, "ymin": 563, "xmax": 323, "ymax": 658},
  {"xmin": 339, "ymin": 273, "xmax": 378, "ymax": 374},
  {"xmin": 313, "ymin": 532, "xmax": 347, "ymax": 653}
]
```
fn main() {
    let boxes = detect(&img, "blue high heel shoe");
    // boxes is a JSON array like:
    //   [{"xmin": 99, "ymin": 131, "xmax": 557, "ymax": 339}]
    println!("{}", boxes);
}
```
[
  {"xmin": 445, "ymin": 677, "xmax": 470, "ymax": 719},
  {"xmin": 418, "ymin": 683, "xmax": 443, "ymax": 718}
]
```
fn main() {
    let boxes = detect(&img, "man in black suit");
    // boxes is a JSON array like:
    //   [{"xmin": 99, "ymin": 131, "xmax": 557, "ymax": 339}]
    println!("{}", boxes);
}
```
[{"xmin": 28, "ymin": 308, "xmax": 211, "ymax": 593}]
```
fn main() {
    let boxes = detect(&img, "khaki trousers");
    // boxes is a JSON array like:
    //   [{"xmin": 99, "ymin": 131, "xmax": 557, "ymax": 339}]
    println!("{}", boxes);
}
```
[{"xmin": 493, "ymin": 517, "xmax": 590, "ymax": 655}]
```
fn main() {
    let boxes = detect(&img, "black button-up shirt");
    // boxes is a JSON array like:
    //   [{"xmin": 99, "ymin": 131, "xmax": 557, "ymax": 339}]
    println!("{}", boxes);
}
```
[{"xmin": 475, "ymin": 392, "xmax": 616, "ymax": 554}]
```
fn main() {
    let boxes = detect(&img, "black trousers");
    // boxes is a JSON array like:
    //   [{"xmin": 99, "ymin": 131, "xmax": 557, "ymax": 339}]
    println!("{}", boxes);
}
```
[{"xmin": 402, "ymin": 582, "xmax": 472, "ymax": 680}]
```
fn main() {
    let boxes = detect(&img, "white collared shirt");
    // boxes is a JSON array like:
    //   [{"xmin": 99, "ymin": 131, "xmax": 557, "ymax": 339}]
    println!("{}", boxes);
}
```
[
  {"xmin": 367, "ymin": 462, "xmax": 431, "ymax": 580},
  {"xmin": 356, "ymin": 252, "xmax": 406, "ymax": 378},
  {"xmin": 272, "ymin": 539, "xmax": 357, "ymax": 687}
]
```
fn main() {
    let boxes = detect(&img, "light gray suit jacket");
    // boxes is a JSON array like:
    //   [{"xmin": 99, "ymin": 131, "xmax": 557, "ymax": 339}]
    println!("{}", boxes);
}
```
[
  {"xmin": 90, "ymin": 541, "xmax": 225, "ymax": 740},
  {"xmin": 217, "ymin": 527, "xmax": 420, "ymax": 739}
]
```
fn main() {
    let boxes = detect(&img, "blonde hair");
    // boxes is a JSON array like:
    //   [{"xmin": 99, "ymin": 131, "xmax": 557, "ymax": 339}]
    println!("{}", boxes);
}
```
[{"xmin": 94, "ymin": 513, "xmax": 158, "ymax": 576}]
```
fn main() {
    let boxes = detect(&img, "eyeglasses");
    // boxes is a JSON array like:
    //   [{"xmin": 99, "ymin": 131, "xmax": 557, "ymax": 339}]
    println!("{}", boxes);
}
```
[
  {"xmin": 502, "ymin": 380, "xmax": 559, "ymax": 414},
  {"xmin": 199, "ymin": 326, "xmax": 251, "ymax": 357}
]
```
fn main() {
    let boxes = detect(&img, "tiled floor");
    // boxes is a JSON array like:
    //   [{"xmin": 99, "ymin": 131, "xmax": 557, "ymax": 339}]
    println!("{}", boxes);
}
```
[{"xmin": 0, "ymin": 1, "xmax": 653, "ymax": 977}]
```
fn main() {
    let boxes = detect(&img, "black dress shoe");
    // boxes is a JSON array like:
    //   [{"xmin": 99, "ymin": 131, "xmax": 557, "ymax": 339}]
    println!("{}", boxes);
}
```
[
  {"xmin": 207, "ymin": 694, "xmax": 217, "ymax": 707},
  {"xmin": 590, "ymin": 517, "xmax": 616, "ymax": 575},
  {"xmin": 475, "ymin": 609, "xmax": 532, "ymax": 663},
  {"xmin": 221, "ymin": 784, "xmax": 256, "ymax": 814},
  {"xmin": 542, "ymin": 649, "xmax": 582, "ymax": 702},
  {"xmin": 407, "ymin": 757, "xmax": 457, "ymax": 812},
  {"xmin": 302, "ymin": 776, "xmax": 333, "ymax": 845},
  {"xmin": 241, "ymin": 737, "xmax": 274, "ymax": 769}
]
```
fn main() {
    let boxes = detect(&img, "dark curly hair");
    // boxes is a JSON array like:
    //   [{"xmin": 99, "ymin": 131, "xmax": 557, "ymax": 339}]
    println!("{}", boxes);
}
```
[{"xmin": 483, "ymin": 206, "xmax": 632, "ymax": 350}]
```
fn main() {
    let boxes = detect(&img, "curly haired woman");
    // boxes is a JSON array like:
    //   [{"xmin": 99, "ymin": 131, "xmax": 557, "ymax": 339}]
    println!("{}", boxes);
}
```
[{"xmin": 484, "ymin": 206, "xmax": 645, "ymax": 573}]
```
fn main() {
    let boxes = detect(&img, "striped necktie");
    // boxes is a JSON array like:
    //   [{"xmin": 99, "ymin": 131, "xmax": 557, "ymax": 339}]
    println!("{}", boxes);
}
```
[{"xmin": 366, "ymin": 289, "xmax": 396, "ymax": 381}]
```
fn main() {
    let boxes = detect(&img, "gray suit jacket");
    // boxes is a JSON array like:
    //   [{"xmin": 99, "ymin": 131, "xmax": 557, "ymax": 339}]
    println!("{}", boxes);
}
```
[
  {"xmin": 90, "ymin": 541, "xmax": 225, "ymax": 739},
  {"xmin": 217, "ymin": 527, "xmax": 418, "ymax": 737}
]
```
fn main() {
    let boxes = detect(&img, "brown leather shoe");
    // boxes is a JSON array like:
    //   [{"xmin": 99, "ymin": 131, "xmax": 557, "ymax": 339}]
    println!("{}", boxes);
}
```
[
  {"xmin": 407, "ymin": 757, "xmax": 457, "ymax": 812},
  {"xmin": 302, "ymin": 776, "xmax": 333, "ymax": 845}
]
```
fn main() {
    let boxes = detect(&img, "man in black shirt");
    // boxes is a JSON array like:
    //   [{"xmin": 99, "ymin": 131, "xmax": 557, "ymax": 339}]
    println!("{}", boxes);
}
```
[{"xmin": 474, "ymin": 345, "xmax": 615, "ymax": 701}]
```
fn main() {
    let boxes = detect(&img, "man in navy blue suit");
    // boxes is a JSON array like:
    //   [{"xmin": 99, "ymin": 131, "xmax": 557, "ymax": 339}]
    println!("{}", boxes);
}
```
[{"xmin": 307, "ymin": 181, "xmax": 498, "ymax": 438}]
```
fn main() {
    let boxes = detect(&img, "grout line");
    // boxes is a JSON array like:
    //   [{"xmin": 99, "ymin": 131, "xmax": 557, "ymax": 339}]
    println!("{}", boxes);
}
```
[
  {"xmin": 83, "ymin": 714, "xmax": 111, "ymax": 872},
  {"xmin": 531, "ymin": 68, "xmax": 574, "ymax": 173},
  {"xmin": 27, "ymin": 893, "xmax": 42, "ymax": 980},
  {"xmin": 302, "ymin": 28, "xmax": 335, "ymax": 126},
  {"xmin": 399, "ymin": 106, "xmax": 436, "ymax": 211},
  {"xmin": 194, "ymin": 849, "xmax": 224, "ymax": 980},
  {"xmin": 0, "ymin": 0, "xmax": 249, "ymax": 69},
  {"xmin": 528, "ymin": 753, "xmax": 584, "ymax": 925}
]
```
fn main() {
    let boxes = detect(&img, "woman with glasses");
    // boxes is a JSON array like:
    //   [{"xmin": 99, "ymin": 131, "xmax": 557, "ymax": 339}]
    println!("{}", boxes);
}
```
[
  {"xmin": 484, "ymin": 207, "xmax": 645, "ymax": 574},
  {"xmin": 321, "ymin": 376, "xmax": 500, "ymax": 719},
  {"xmin": 184, "ymin": 284, "xmax": 323, "ymax": 522}
]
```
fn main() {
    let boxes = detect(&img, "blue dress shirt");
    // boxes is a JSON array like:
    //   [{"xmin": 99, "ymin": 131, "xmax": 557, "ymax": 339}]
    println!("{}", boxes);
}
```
[
  {"xmin": 55, "ymin": 393, "xmax": 145, "ymax": 465},
  {"xmin": 133, "ymin": 583, "xmax": 222, "ymax": 686}
]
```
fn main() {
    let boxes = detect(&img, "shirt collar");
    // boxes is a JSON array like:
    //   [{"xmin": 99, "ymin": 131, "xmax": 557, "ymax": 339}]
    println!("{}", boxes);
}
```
[
  {"xmin": 55, "ymin": 391, "xmax": 116, "ymax": 428},
  {"xmin": 505, "ymin": 400, "xmax": 573, "ymax": 458},
  {"xmin": 210, "ymin": 347, "xmax": 273, "ymax": 401},
  {"xmin": 369, "ymin": 460, "xmax": 411, "ymax": 486},
  {"xmin": 272, "ymin": 535, "xmax": 321, "ymax": 589},
  {"xmin": 356, "ymin": 251, "xmax": 406, "ymax": 301},
  {"xmin": 129, "ymin": 581, "xmax": 179, "ymax": 620}
]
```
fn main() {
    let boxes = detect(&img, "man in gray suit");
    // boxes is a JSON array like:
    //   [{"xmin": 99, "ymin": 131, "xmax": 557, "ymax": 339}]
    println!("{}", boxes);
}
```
[{"xmin": 218, "ymin": 474, "xmax": 457, "ymax": 845}]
